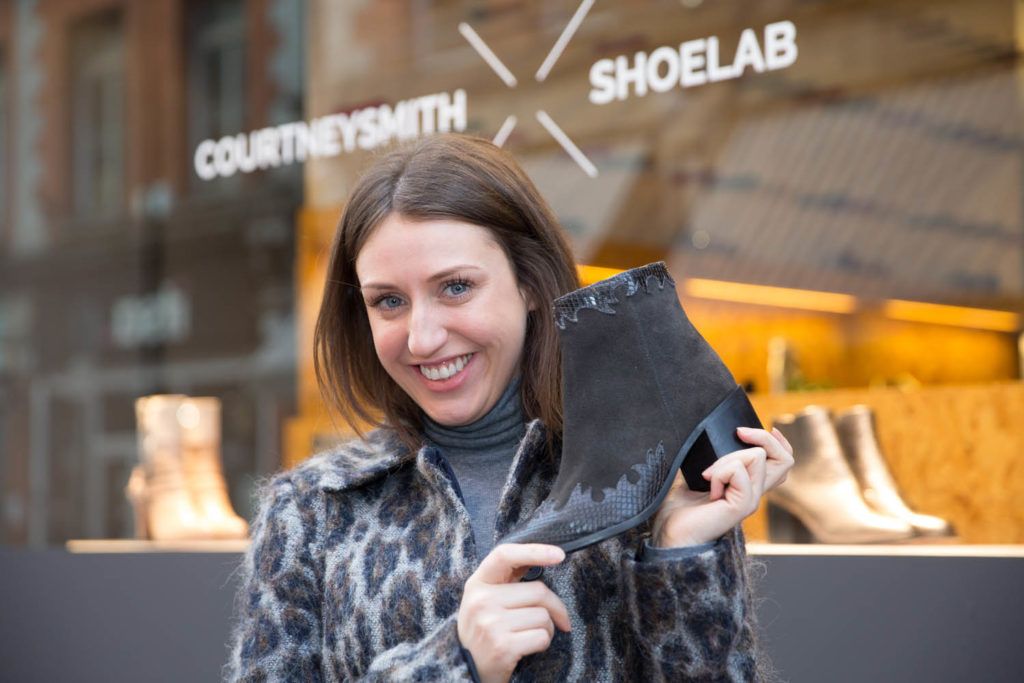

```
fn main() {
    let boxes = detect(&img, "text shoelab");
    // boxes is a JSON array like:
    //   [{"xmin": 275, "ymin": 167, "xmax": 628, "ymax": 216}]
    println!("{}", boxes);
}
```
[
  {"xmin": 193, "ymin": 21, "xmax": 797, "ymax": 180},
  {"xmin": 589, "ymin": 21, "xmax": 797, "ymax": 104}
]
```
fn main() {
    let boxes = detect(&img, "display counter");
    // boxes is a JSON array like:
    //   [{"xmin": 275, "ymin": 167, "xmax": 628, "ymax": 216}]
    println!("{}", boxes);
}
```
[{"xmin": 2, "ymin": 544, "xmax": 1021, "ymax": 682}]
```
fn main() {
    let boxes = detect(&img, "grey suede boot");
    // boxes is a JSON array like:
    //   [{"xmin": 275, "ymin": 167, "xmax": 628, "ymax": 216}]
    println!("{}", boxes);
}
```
[{"xmin": 499, "ymin": 262, "xmax": 762, "ymax": 557}]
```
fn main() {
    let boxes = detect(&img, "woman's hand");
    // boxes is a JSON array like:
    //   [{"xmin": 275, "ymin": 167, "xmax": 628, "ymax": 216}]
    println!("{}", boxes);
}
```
[
  {"xmin": 649, "ymin": 426, "xmax": 795, "ymax": 548},
  {"xmin": 457, "ymin": 543, "xmax": 571, "ymax": 683}
]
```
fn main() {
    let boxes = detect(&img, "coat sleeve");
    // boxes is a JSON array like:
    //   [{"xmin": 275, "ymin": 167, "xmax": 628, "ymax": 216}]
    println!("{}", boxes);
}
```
[
  {"xmin": 618, "ymin": 525, "xmax": 762, "ymax": 681},
  {"xmin": 224, "ymin": 473, "xmax": 474, "ymax": 682}
]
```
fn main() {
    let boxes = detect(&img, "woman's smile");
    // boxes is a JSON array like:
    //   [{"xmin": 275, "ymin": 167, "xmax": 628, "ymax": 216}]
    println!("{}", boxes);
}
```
[{"xmin": 414, "ymin": 352, "xmax": 477, "ymax": 391}]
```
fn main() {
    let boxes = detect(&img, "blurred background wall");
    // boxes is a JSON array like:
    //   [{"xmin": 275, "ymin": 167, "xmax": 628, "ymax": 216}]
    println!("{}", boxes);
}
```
[{"xmin": 1, "ymin": 0, "xmax": 1021, "ymax": 548}]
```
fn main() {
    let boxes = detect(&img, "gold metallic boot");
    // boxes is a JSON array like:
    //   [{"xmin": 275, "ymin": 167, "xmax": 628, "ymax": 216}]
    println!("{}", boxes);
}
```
[
  {"xmin": 834, "ymin": 405, "xmax": 956, "ymax": 540},
  {"xmin": 124, "ymin": 464, "xmax": 150, "ymax": 539},
  {"xmin": 135, "ymin": 394, "xmax": 212, "ymax": 541},
  {"xmin": 766, "ymin": 406, "xmax": 915, "ymax": 544},
  {"xmin": 178, "ymin": 397, "xmax": 249, "ymax": 539}
]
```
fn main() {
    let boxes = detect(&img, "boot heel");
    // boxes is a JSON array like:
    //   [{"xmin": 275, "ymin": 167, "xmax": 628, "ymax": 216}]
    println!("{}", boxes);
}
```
[
  {"xmin": 767, "ymin": 501, "xmax": 813, "ymax": 543},
  {"xmin": 680, "ymin": 385, "xmax": 763, "ymax": 492}
]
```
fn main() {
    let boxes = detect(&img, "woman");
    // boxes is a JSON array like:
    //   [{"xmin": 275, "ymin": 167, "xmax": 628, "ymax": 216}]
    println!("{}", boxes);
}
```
[{"xmin": 225, "ymin": 133, "xmax": 793, "ymax": 682}]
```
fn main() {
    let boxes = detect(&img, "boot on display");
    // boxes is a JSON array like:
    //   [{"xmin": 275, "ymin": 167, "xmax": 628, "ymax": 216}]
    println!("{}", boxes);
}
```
[
  {"xmin": 834, "ymin": 405, "xmax": 955, "ymax": 540},
  {"xmin": 134, "ymin": 394, "xmax": 212, "ymax": 541},
  {"xmin": 179, "ymin": 397, "xmax": 249, "ymax": 540},
  {"xmin": 766, "ymin": 406, "xmax": 915, "ymax": 544}
]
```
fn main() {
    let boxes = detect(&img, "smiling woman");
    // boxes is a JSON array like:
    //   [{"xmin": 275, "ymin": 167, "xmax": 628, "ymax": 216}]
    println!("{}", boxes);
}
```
[{"xmin": 226, "ymin": 133, "xmax": 782, "ymax": 682}]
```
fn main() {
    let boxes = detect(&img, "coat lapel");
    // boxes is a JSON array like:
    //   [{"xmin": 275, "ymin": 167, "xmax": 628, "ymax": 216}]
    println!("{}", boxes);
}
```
[
  {"xmin": 493, "ymin": 418, "xmax": 561, "ymax": 543},
  {"xmin": 315, "ymin": 419, "xmax": 563, "ymax": 550}
]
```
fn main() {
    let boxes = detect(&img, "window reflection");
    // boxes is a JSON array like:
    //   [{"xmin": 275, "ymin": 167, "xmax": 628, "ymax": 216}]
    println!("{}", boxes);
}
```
[{"xmin": 70, "ymin": 10, "xmax": 124, "ymax": 218}]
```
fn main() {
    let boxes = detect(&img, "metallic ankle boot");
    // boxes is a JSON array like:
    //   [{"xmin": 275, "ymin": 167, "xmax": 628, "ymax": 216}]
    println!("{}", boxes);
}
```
[
  {"xmin": 135, "ymin": 394, "xmax": 212, "ymax": 541},
  {"xmin": 498, "ymin": 261, "xmax": 762, "ymax": 555},
  {"xmin": 834, "ymin": 405, "xmax": 955, "ymax": 539},
  {"xmin": 766, "ymin": 406, "xmax": 915, "ymax": 544},
  {"xmin": 179, "ymin": 397, "xmax": 249, "ymax": 540}
]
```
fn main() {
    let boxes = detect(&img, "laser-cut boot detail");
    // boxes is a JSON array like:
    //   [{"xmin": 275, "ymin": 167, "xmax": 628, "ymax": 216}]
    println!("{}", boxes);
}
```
[{"xmin": 499, "ymin": 261, "xmax": 763, "ymax": 559}]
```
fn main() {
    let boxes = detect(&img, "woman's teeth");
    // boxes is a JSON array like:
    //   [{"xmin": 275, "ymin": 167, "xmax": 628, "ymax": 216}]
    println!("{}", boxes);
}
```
[{"xmin": 419, "ymin": 353, "xmax": 474, "ymax": 381}]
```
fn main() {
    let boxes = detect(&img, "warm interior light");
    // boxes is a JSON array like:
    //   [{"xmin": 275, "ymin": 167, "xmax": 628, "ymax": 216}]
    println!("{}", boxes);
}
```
[
  {"xmin": 575, "ymin": 265, "xmax": 1020, "ymax": 332},
  {"xmin": 578, "ymin": 266, "xmax": 856, "ymax": 313},
  {"xmin": 684, "ymin": 278, "xmax": 858, "ymax": 313},
  {"xmin": 883, "ymin": 300, "xmax": 1020, "ymax": 333},
  {"xmin": 577, "ymin": 264, "xmax": 624, "ymax": 285}
]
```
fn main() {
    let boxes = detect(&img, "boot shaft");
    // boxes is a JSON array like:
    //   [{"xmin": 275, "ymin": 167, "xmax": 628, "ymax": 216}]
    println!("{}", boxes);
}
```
[
  {"xmin": 135, "ymin": 394, "xmax": 187, "ymax": 458},
  {"xmin": 556, "ymin": 263, "xmax": 735, "ymax": 424},
  {"xmin": 553, "ymin": 262, "xmax": 737, "ymax": 497},
  {"xmin": 774, "ymin": 406, "xmax": 856, "ymax": 487},
  {"xmin": 833, "ymin": 405, "xmax": 898, "ymax": 493},
  {"xmin": 178, "ymin": 397, "xmax": 221, "ymax": 448}
]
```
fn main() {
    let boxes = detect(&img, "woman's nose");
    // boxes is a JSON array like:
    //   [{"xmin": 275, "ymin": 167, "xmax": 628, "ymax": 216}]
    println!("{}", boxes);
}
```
[{"xmin": 406, "ymin": 302, "xmax": 448, "ymax": 359}]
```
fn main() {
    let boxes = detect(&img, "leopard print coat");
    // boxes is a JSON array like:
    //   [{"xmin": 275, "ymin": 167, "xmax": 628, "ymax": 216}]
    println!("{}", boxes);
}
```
[{"xmin": 224, "ymin": 418, "xmax": 765, "ymax": 681}]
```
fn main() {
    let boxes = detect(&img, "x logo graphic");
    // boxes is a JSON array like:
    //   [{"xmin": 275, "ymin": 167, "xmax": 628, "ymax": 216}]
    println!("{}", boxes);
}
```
[{"xmin": 459, "ymin": 0, "xmax": 598, "ymax": 177}]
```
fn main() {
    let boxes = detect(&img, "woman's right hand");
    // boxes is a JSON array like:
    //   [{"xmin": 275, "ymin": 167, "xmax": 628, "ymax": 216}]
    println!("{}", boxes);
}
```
[{"xmin": 457, "ymin": 543, "xmax": 571, "ymax": 683}]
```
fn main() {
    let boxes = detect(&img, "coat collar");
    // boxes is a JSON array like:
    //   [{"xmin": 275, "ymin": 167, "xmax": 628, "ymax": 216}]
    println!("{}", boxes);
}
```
[
  {"xmin": 315, "ymin": 428, "xmax": 417, "ymax": 492},
  {"xmin": 315, "ymin": 419, "xmax": 552, "ymax": 493}
]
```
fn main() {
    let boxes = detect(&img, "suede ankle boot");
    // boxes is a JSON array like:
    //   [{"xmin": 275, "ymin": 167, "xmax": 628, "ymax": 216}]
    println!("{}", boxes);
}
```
[{"xmin": 498, "ymin": 262, "xmax": 762, "ymax": 556}]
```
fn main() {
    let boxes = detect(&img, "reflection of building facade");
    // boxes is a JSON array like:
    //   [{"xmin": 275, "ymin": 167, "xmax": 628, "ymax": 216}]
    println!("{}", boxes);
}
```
[
  {"xmin": 291, "ymin": 0, "xmax": 1023, "ymax": 542},
  {"xmin": 0, "ymin": 0, "xmax": 305, "ymax": 546},
  {"xmin": 2, "ymin": 0, "xmax": 1023, "ymax": 548}
]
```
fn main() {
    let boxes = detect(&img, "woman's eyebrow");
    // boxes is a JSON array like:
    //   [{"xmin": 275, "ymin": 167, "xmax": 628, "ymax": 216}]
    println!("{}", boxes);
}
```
[{"xmin": 361, "ymin": 265, "xmax": 485, "ymax": 290}]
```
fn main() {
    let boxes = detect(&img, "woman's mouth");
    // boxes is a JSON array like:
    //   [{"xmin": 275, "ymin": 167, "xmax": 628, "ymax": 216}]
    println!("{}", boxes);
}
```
[{"xmin": 418, "ymin": 353, "xmax": 475, "ymax": 382}]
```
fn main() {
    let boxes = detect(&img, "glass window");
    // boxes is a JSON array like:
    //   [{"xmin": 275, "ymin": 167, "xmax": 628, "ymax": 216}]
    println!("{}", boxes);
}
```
[
  {"xmin": 0, "ymin": 47, "xmax": 7, "ymax": 224},
  {"xmin": 70, "ymin": 11, "xmax": 125, "ymax": 218},
  {"xmin": 299, "ymin": 0, "xmax": 1023, "ymax": 548},
  {"xmin": 186, "ymin": 0, "xmax": 245, "ymax": 192}
]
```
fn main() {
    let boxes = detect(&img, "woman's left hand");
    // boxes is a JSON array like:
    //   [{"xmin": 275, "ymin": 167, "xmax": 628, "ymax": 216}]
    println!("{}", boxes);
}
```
[{"xmin": 649, "ymin": 426, "xmax": 795, "ymax": 548}]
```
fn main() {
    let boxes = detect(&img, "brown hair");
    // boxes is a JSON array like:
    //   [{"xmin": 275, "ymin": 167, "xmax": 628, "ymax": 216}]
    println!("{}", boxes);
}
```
[{"xmin": 313, "ymin": 133, "xmax": 580, "ymax": 457}]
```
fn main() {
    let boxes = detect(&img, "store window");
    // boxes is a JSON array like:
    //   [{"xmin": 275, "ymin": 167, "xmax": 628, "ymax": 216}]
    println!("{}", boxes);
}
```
[
  {"xmin": 296, "ymin": 0, "xmax": 1023, "ymax": 547},
  {"xmin": 0, "ymin": 48, "xmax": 7, "ymax": 225},
  {"xmin": 69, "ymin": 11, "xmax": 125, "ymax": 218},
  {"xmin": 186, "ymin": 0, "xmax": 245, "ymax": 193}
]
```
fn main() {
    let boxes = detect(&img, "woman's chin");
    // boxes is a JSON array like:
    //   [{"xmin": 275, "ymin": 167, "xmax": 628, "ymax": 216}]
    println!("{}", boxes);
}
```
[
  {"xmin": 419, "ymin": 391, "xmax": 491, "ymax": 427},
  {"xmin": 423, "ymin": 406, "xmax": 477, "ymax": 428}
]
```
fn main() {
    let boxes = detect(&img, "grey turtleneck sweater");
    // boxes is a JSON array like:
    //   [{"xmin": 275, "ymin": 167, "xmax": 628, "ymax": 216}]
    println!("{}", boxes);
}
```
[{"xmin": 422, "ymin": 374, "xmax": 714, "ymax": 563}]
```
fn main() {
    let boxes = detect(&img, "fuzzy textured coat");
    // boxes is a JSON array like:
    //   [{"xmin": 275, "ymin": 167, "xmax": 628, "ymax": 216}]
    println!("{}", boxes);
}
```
[{"xmin": 224, "ymin": 418, "xmax": 766, "ymax": 681}]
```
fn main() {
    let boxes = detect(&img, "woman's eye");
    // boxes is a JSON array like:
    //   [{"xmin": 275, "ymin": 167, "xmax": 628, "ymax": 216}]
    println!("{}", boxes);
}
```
[
  {"xmin": 372, "ymin": 295, "xmax": 403, "ymax": 310},
  {"xmin": 444, "ymin": 279, "xmax": 472, "ymax": 297}
]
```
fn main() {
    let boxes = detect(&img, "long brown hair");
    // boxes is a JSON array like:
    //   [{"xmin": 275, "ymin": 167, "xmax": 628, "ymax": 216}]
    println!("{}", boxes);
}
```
[{"xmin": 313, "ymin": 133, "xmax": 580, "ymax": 457}]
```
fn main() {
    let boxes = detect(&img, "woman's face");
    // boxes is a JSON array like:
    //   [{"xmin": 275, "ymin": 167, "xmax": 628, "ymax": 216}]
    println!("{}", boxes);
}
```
[{"xmin": 355, "ymin": 213, "xmax": 534, "ymax": 427}]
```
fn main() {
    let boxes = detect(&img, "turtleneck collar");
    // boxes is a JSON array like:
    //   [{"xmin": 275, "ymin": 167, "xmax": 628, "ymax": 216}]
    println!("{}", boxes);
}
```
[{"xmin": 422, "ymin": 373, "xmax": 525, "ymax": 452}]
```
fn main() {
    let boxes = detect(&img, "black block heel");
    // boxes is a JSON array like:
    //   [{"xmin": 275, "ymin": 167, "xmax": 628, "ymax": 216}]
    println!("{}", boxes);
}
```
[
  {"xmin": 767, "ymin": 501, "xmax": 814, "ymax": 543},
  {"xmin": 680, "ymin": 385, "xmax": 764, "ymax": 492}
]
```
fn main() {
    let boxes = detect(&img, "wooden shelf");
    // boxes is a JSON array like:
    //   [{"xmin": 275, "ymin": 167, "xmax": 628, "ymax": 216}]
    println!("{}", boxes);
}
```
[
  {"xmin": 65, "ymin": 539, "xmax": 251, "ymax": 554},
  {"xmin": 747, "ymin": 542, "xmax": 1024, "ymax": 558}
]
